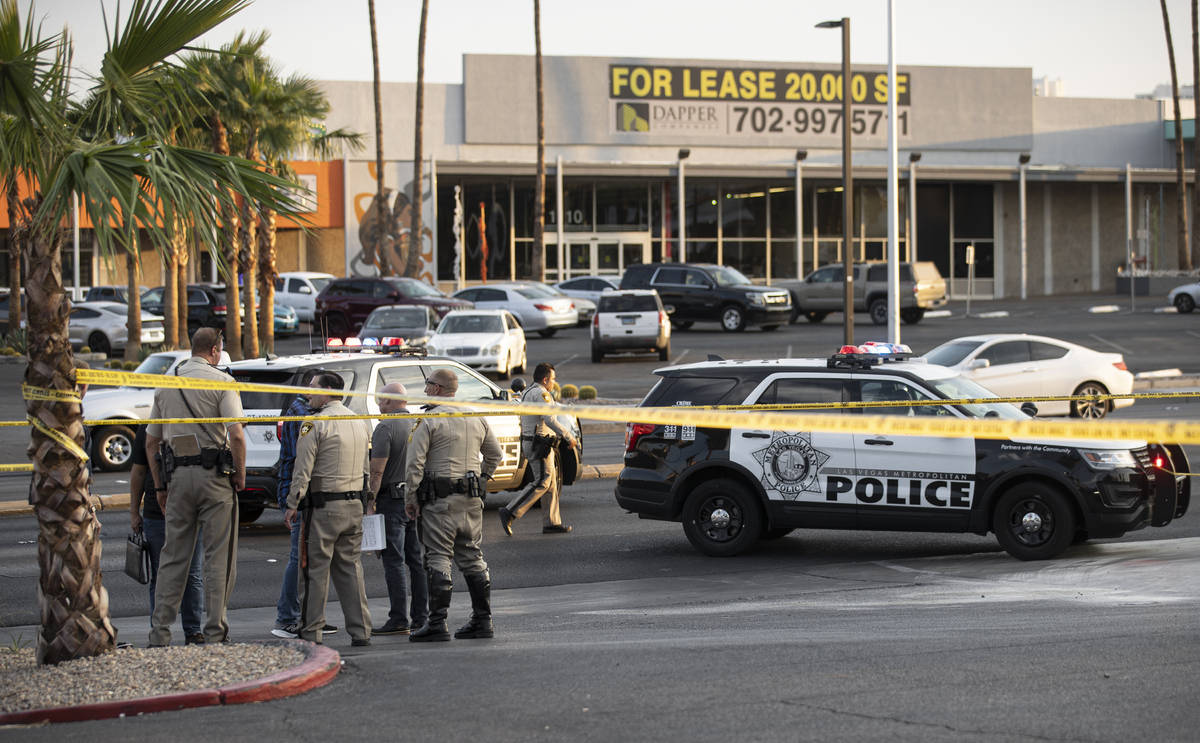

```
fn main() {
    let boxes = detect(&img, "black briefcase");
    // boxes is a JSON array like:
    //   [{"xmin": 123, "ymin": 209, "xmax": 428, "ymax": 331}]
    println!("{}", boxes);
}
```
[{"xmin": 124, "ymin": 532, "xmax": 151, "ymax": 585}]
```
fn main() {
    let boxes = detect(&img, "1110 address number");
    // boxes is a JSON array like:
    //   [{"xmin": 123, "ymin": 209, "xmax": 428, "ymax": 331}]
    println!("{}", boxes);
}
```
[{"xmin": 731, "ymin": 105, "xmax": 909, "ymax": 136}]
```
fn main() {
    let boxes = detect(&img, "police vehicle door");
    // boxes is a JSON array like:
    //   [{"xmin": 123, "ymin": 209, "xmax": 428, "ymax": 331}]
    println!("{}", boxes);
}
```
[
  {"xmin": 850, "ymin": 375, "xmax": 975, "ymax": 530},
  {"xmin": 728, "ymin": 373, "xmax": 857, "ymax": 529}
]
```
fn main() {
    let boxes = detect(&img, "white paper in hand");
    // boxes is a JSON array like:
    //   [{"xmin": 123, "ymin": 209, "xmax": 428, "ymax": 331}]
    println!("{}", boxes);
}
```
[{"xmin": 361, "ymin": 513, "xmax": 385, "ymax": 551}]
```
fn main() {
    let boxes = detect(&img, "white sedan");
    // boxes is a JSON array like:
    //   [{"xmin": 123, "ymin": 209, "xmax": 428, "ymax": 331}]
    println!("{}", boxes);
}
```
[
  {"xmin": 69, "ymin": 301, "xmax": 164, "ymax": 357},
  {"xmin": 450, "ymin": 283, "xmax": 577, "ymax": 337},
  {"xmin": 83, "ymin": 349, "xmax": 232, "ymax": 470},
  {"xmin": 1167, "ymin": 280, "xmax": 1200, "ymax": 313},
  {"xmin": 921, "ymin": 334, "xmax": 1134, "ymax": 419},
  {"xmin": 427, "ymin": 310, "xmax": 527, "ymax": 379}
]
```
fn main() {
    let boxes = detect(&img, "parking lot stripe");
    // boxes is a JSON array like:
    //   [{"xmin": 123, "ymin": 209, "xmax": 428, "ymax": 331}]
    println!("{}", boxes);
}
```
[{"xmin": 1088, "ymin": 333, "xmax": 1132, "ymax": 355}]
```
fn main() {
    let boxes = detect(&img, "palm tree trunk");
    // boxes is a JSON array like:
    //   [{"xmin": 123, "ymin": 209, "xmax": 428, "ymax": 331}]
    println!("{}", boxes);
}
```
[
  {"xmin": 163, "ymin": 250, "xmax": 179, "ymax": 352},
  {"xmin": 211, "ymin": 113, "xmax": 243, "ymax": 360},
  {"xmin": 239, "ymin": 135, "xmax": 260, "ymax": 357},
  {"xmin": 256, "ymin": 205, "xmax": 276, "ymax": 353},
  {"xmin": 1163, "ymin": 0, "xmax": 1193, "ymax": 270},
  {"xmin": 174, "ymin": 221, "xmax": 189, "ymax": 348},
  {"xmin": 405, "ymin": 0, "xmax": 429, "ymax": 279},
  {"xmin": 124, "ymin": 249, "xmax": 142, "ymax": 362},
  {"xmin": 5, "ymin": 191, "xmax": 27, "ymax": 335},
  {"xmin": 533, "ymin": 0, "xmax": 546, "ymax": 283},
  {"xmin": 369, "ymin": 0, "xmax": 388, "ymax": 275},
  {"xmin": 1192, "ymin": 0, "xmax": 1199, "ymax": 267},
  {"xmin": 26, "ymin": 226, "xmax": 116, "ymax": 665}
]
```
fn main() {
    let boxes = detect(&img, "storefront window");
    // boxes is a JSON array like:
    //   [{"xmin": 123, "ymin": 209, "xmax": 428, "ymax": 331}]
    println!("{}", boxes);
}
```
[
  {"xmin": 722, "ymin": 182, "xmax": 767, "ymax": 238},
  {"xmin": 684, "ymin": 181, "xmax": 719, "ymax": 239},
  {"xmin": 770, "ymin": 240, "xmax": 798, "ymax": 280},
  {"xmin": 723, "ymin": 241, "xmax": 765, "ymax": 277},
  {"xmin": 685, "ymin": 240, "xmax": 717, "ymax": 264},
  {"xmin": 815, "ymin": 186, "xmax": 845, "ymax": 237},
  {"xmin": 596, "ymin": 182, "xmax": 649, "ymax": 231},
  {"xmin": 953, "ymin": 183, "xmax": 994, "ymax": 238},
  {"xmin": 547, "ymin": 180, "xmax": 592, "ymax": 232},
  {"xmin": 769, "ymin": 185, "xmax": 797, "ymax": 238},
  {"xmin": 461, "ymin": 182, "xmax": 511, "ymax": 282}
]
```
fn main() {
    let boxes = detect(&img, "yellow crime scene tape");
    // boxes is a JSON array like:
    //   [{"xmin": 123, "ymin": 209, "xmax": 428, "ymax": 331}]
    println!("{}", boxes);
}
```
[{"xmin": 2, "ymin": 368, "xmax": 1198, "ymax": 475}]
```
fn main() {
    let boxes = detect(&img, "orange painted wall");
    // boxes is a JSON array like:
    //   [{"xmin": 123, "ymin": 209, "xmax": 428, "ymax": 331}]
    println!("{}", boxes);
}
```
[{"xmin": 0, "ymin": 160, "xmax": 344, "ymax": 229}]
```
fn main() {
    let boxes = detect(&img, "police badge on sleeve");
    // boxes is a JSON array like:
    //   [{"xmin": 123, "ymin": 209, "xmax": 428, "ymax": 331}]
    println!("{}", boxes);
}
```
[{"xmin": 752, "ymin": 432, "xmax": 829, "ymax": 500}]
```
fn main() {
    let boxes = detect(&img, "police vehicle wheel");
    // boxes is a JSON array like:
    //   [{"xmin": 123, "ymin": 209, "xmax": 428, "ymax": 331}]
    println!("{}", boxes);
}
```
[
  {"xmin": 761, "ymin": 527, "xmax": 794, "ymax": 540},
  {"xmin": 238, "ymin": 505, "xmax": 264, "ymax": 523},
  {"xmin": 682, "ymin": 479, "xmax": 763, "ymax": 556},
  {"xmin": 1070, "ymin": 382, "xmax": 1110, "ymax": 419},
  {"xmin": 720, "ymin": 305, "xmax": 746, "ymax": 332},
  {"xmin": 992, "ymin": 484, "xmax": 1076, "ymax": 561},
  {"xmin": 88, "ymin": 331, "xmax": 111, "ymax": 357},
  {"xmin": 804, "ymin": 311, "xmax": 828, "ymax": 324},
  {"xmin": 1174, "ymin": 293, "xmax": 1196, "ymax": 313},
  {"xmin": 93, "ymin": 425, "xmax": 135, "ymax": 471},
  {"xmin": 869, "ymin": 299, "xmax": 888, "ymax": 326}
]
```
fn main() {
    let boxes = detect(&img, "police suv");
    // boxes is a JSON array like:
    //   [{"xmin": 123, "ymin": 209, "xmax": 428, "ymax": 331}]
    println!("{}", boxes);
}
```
[
  {"xmin": 226, "ymin": 339, "xmax": 581, "ymax": 520},
  {"xmin": 614, "ymin": 346, "xmax": 1189, "ymax": 560}
]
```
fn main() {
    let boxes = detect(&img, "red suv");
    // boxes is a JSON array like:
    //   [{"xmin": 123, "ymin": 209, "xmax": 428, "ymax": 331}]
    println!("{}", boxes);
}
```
[{"xmin": 315, "ymin": 277, "xmax": 473, "ymax": 336}]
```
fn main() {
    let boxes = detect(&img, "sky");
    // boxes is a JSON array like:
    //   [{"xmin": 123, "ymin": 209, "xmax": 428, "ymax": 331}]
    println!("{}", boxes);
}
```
[{"xmin": 28, "ymin": 0, "xmax": 1200, "ymax": 100}]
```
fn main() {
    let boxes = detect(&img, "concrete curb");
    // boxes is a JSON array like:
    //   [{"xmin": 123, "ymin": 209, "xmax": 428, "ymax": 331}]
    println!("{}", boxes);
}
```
[{"xmin": 0, "ymin": 640, "xmax": 340, "ymax": 725}]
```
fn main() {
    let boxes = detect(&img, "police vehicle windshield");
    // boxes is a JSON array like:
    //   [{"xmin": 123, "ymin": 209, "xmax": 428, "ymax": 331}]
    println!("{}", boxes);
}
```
[
  {"xmin": 923, "ymin": 340, "xmax": 985, "ymax": 367},
  {"xmin": 928, "ymin": 374, "xmax": 1027, "ymax": 420}
]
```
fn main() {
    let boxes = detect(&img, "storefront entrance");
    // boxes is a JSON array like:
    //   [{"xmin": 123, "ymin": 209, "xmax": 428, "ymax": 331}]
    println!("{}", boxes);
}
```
[{"xmin": 547, "ymin": 233, "xmax": 651, "ymax": 280}]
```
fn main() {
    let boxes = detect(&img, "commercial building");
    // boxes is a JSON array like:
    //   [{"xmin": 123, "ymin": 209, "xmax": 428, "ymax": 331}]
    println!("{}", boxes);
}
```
[{"xmin": 6, "ymin": 54, "xmax": 1193, "ymax": 299}]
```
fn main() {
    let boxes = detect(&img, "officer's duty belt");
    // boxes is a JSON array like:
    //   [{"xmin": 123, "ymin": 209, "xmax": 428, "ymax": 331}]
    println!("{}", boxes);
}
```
[
  {"xmin": 173, "ymin": 447, "xmax": 229, "ymax": 468},
  {"xmin": 301, "ymin": 491, "xmax": 362, "ymax": 509}
]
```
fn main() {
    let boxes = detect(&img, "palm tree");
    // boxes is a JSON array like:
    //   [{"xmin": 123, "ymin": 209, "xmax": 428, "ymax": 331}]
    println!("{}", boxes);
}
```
[
  {"xmin": 368, "ymin": 0, "xmax": 387, "ymax": 278},
  {"xmin": 533, "ymin": 0, "xmax": 546, "ymax": 283},
  {"xmin": 1192, "ymin": 0, "xmax": 1199, "ymax": 267},
  {"xmin": 404, "ymin": 0, "xmax": 429, "ymax": 279},
  {"xmin": 123, "ymin": 247, "xmax": 142, "ymax": 362},
  {"xmin": 254, "ymin": 74, "xmax": 361, "ymax": 352},
  {"xmin": 0, "ymin": 0, "xmax": 302, "ymax": 665},
  {"xmin": 1162, "ymin": 0, "xmax": 1192, "ymax": 270}
]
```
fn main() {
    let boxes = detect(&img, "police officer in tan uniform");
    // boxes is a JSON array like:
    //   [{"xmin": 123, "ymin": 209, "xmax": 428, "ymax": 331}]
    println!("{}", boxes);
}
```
[
  {"xmin": 499, "ymin": 362, "xmax": 576, "ymax": 535},
  {"xmin": 283, "ymin": 372, "xmax": 373, "ymax": 646},
  {"xmin": 404, "ymin": 368, "xmax": 502, "ymax": 642},
  {"xmin": 146, "ymin": 328, "xmax": 245, "ymax": 646}
]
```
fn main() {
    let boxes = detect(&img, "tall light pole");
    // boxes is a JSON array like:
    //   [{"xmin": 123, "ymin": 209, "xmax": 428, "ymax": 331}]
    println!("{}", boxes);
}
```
[
  {"xmin": 795, "ymin": 149, "xmax": 807, "ymax": 279},
  {"xmin": 817, "ymin": 17, "xmax": 853, "ymax": 346},
  {"xmin": 1018, "ymin": 153, "xmax": 1030, "ymax": 300},
  {"xmin": 908, "ymin": 152, "xmax": 921, "ymax": 262},
  {"xmin": 677, "ymin": 148, "xmax": 690, "ymax": 263},
  {"xmin": 885, "ymin": 0, "xmax": 899, "ymax": 344}
]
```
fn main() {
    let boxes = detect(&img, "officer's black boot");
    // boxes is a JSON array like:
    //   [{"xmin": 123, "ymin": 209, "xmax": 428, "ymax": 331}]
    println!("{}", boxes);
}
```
[
  {"xmin": 454, "ymin": 571, "xmax": 494, "ymax": 639},
  {"xmin": 410, "ymin": 568, "xmax": 452, "ymax": 642}
]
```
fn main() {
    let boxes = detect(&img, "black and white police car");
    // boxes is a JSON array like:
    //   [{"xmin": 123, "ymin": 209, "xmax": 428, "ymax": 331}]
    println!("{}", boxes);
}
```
[{"xmin": 614, "ymin": 344, "xmax": 1190, "ymax": 560}]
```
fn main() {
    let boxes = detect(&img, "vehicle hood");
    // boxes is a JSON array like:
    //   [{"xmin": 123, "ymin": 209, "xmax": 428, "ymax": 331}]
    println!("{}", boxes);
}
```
[
  {"xmin": 430, "ymin": 332, "xmax": 505, "ymax": 345},
  {"xmin": 82, "ymin": 387, "xmax": 152, "ymax": 417}
]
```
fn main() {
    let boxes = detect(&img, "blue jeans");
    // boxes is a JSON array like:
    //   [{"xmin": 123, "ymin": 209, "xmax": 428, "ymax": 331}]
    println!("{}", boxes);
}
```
[
  {"xmin": 379, "ymin": 495, "xmax": 428, "ymax": 627},
  {"xmin": 143, "ymin": 517, "xmax": 204, "ymax": 635},
  {"xmin": 275, "ymin": 516, "xmax": 301, "ymax": 626}
]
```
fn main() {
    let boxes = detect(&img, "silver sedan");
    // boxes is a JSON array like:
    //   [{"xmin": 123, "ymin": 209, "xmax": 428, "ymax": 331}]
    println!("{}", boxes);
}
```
[{"xmin": 69, "ymin": 301, "xmax": 164, "ymax": 357}]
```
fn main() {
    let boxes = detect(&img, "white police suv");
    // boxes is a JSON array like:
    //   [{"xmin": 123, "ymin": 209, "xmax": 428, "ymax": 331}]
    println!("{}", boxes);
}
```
[{"xmin": 615, "ymin": 346, "xmax": 1189, "ymax": 560}]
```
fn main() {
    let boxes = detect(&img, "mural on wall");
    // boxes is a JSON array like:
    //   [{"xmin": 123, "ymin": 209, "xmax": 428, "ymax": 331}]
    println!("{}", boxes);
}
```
[
  {"xmin": 460, "ymin": 188, "xmax": 509, "ymax": 281},
  {"xmin": 346, "ymin": 160, "xmax": 435, "ymax": 282}
]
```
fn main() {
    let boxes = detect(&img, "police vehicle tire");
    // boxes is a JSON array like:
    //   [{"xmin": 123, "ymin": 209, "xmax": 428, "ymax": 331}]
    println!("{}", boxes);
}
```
[
  {"xmin": 93, "ymin": 424, "xmax": 135, "ymax": 471},
  {"xmin": 1069, "ymin": 382, "xmax": 1110, "ymax": 419},
  {"xmin": 88, "ymin": 331, "xmax": 111, "ymax": 358},
  {"xmin": 682, "ymin": 479, "xmax": 763, "ymax": 556},
  {"xmin": 238, "ymin": 505, "xmax": 264, "ymax": 523},
  {"xmin": 869, "ymin": 298, "xmax": 888, "ymax": 326},
  {"xmin": 761, "ymin": 527, "xmax": 794, "ymax": 540},
  {"xmin": 720, "ymin": 305, "xmax": 746, "ymax": 332},
  {"xmin": 804, "ymin": 311, "xmax": 828, "ymax": 324},
  {"xmin": 1174, "ymin": 293, "xmax": 1196, "ymax": 313},
  {"xmin": 992, "ymin": 483, "xmax": 1077, "ymax": 561},
  {"xmin": 900, "ymin": 308, "xmax": 925, "ymax": 324}
]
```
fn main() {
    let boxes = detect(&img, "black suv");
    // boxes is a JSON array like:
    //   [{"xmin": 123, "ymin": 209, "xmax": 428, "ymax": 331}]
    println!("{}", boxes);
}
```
[
  {"xmin": 615, "ymin": 350, "xmax": 1189, "ymax": 560},
  {"xmin": 619, "ymin": 263, "xmax": 791, "ymax": 332},
  {"xmin": 315, "ymin": 277, "xmax": 473, "ymax": 336},
  {"xmin": 141, "ymin": 284, "xmax": 226, "ymax": 335}
]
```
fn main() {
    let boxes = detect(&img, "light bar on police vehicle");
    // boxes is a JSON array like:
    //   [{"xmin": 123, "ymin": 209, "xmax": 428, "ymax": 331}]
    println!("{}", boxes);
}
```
[
  {"xmin": 828, "ymin": 342, "xmax": 913, "ymax": 369},
  {"xmin": 321, "ymin": 336, "xmax": 428, "ymax": 357}
]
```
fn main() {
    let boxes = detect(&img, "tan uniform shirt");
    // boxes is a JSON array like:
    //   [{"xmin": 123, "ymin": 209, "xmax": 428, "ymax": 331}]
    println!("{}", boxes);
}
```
[
  {"xmin": 147, "ymin": 357, "xmax": 243, "ymax": 448},
  {"xmin": 518, "ymin": 382, "xmax": 569, "ymax": 439},
  {"xmin": 404, "ymin": 403, "xmax": 503, "ymax": 508},
  {"xmin": 286, "ymin": 400, "xmax": 371, "ymax": 509}
]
